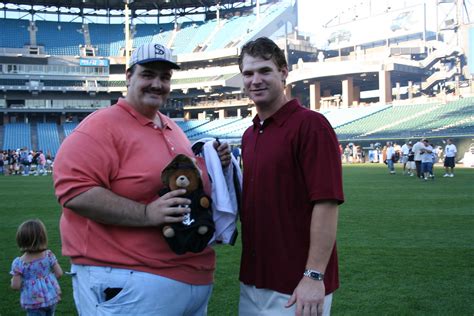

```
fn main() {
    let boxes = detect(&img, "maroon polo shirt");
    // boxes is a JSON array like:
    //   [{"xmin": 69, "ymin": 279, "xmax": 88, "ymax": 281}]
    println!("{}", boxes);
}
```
[{"xmin": 239, "ymin": 99, "xmax": 344, "ymax": 295}]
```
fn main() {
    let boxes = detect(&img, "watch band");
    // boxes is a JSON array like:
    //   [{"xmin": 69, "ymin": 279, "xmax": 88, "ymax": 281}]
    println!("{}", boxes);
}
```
[{"xmin": 303, "ymin": 269, "xmax": 324, "ymax": 281}]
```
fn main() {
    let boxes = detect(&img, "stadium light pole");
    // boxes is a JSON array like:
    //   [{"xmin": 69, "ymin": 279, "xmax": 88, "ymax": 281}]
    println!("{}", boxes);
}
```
[{"xmin": 124, "ymin": 0, "xmax": 133, "ymax": 73}]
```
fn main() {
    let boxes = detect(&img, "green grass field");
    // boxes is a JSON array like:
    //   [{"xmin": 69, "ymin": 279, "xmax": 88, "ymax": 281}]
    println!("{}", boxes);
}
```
[{"xmin": 1, "ymin": 164, "xmax": 473, "ymax": 315}]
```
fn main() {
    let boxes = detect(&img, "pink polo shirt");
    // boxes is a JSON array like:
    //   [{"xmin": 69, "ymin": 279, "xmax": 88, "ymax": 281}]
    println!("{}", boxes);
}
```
[{"xmin": 53, "ymin": 99, "xmax": 215, "ymax": 285}]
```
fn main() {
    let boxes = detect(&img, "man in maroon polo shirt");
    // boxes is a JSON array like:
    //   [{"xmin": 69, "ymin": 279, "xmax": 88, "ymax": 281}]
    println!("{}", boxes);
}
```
[{"xmin": 238, "ymin": 37, "xmax": 344, "ymax": 316}]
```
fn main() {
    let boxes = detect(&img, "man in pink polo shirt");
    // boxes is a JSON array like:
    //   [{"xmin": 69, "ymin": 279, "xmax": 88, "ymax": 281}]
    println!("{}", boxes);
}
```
[
  {"xmin": 238, "ymin": 37, "xmax": 344, "ymax": 316},
  {"xmin": 53, "ymin": 42, "xmax": 230, "ymax": 315}
]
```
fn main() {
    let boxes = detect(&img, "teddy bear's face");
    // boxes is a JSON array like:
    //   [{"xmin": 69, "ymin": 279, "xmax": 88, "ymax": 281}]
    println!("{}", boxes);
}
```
[
  {"xmin": 175, "ymin": 175, "xmax": 190, "ymax": 189},
  {"xmin": 168, "ymin": 169, "xmax": 200, "ymax": 193}
]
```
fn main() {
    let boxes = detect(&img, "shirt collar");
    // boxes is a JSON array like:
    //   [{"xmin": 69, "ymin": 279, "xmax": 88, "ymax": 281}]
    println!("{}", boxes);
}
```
[
  {"xmin": 116, "ymin": 98, "xmax": 173, "ymax": 130},
  {"xmin": 252, "ymin": 99, "xmax": 300, "ymax": 129}
]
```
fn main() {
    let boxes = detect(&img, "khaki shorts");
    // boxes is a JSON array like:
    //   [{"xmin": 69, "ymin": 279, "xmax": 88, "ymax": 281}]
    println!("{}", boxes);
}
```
[{"xmin": 239, "ymin": 283, "xmax": 333, "ymax": 316}]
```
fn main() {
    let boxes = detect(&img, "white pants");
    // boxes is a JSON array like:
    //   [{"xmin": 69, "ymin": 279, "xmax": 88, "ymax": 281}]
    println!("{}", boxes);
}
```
[
  {"xmin": 239, "ymin": 283, "xmax": 333, "ymax": 316},
  {"xmin": 70, "ymin": 264, "xmax": 212, "ymax": 316}
]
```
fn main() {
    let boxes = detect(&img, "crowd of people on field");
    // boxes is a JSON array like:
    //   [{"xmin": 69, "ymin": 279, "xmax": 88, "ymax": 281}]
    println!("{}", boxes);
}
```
[
  {"xmin": 0, "ymin": 148, "xmax": 53, "ymax": 176},
  {"xmin": 340, "ymin": 138, "xmax": 458, "ymax": 180}
]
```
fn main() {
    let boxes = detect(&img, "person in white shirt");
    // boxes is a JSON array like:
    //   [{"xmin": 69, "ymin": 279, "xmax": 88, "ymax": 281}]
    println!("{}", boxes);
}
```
[
  {"xmin": 420, "ymin": 139, "xmax": 434, "ymax": 181},
  {"xmin": 385, "ymin": 142, "xmax": 396, "ymax": 174},
  {"xmin": 406, "ymin": 142, "xmax": 416, "ymax": 176},
  {"xmin": 443, "ymin": 138, "xmax": 457, "ymax": 177},
  {"xmin": 412, "ymin": 139, "xmax": 425, "ymax": 178},
  {"xmin": 400, "ymin": 141, "xmax": 410, "ymax": 175}
]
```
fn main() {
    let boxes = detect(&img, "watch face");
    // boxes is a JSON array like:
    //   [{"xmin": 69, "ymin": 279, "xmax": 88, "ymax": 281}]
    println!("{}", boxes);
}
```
[{"xmin": 304, "ymin": 269, "xmax": 323, "ymax": 280}]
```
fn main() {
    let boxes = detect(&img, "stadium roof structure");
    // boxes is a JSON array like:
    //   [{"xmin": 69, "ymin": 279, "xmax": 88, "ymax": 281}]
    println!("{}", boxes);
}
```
[{"xmin": 1, "ymin": 0, "xmax": 248, "ymax": 12}]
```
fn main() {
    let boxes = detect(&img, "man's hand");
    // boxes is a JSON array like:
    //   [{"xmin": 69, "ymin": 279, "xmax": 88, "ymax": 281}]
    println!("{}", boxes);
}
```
[
  {"xmin": 145, "ymin": 189, "xmax": 191, "ymax": 226},
  {"xmin": 214, "ymin": 140, "xmax": 231, "ymax": 168},
  {"xmin": 285, "ymin": 277, "xmax": 325, "ymax": 316}
]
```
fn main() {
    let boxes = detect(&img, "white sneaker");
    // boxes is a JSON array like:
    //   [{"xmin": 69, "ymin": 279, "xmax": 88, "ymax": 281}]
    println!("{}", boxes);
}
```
[
  {"xmin": 443, "ymin": 174, "xmax": 449, "ymax": 177},
  {"xmin": 449, "ymin": 174, "xmax": 454, "ymax": 177}
]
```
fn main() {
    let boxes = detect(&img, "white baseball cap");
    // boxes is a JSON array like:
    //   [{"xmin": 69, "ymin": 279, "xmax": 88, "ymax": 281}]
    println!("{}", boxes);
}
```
[{"xmin": 128, "ymin": 43, "xmax": 180, "ymax": 70}]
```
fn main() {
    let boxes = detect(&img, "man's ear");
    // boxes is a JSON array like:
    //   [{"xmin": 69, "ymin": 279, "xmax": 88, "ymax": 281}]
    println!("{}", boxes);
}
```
[
  {"xmin": 125, "ymin": 70, "xmax": 132, "ymax": 87},
  {"xmin": 280, "ymin": 66, "xmax": 289, "ymax": 81}
]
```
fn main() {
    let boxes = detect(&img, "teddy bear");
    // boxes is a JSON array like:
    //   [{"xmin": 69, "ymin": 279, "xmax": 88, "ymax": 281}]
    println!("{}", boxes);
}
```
[{"xmin": 159, "ymin": 154, "xmax": 215, "ymax": 255}]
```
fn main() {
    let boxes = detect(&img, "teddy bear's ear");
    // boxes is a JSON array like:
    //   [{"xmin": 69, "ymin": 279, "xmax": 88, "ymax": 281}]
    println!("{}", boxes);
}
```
[
  {"xmin": 161, "ymin": 154, "xmax": 197, "ymax": 185},
  {"xmin": 189, "ymin": 157, "xmax": 204, "ymax": 177},
  {"xmin": 161, "ymin": 169, "xmax": 171, "ymax": 185}
]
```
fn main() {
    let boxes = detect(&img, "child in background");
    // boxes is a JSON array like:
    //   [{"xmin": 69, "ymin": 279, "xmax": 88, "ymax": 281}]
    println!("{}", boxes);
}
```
[{"xmin": 10, "ymin": 219, "xmax": 63, "ymax": 316}]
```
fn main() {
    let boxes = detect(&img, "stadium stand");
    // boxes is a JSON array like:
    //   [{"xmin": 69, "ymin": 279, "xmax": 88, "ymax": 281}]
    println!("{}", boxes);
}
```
[
  {"xmin": 36, "ymin": 21, "xmax": 84, "ymax": 56},
  {"xmin": 217, "ymin": 117, "xmax": 254, "ymax": 139},
  {"xmin": 205, "ymin": 15, "xmax": 256, "ymax": 51},
  {"xmin": 134, "ymin": 23, "xmax": 174, "ymax": 48},
  {"xmin": 0, "ymin": 18, "xmax": 30, "ymax": 48},
  {"xmin": 322, "ymin": 103, "xmax": 391, "ymax": 128},
  {"xmin": 89, "ymin": 23, "xmax": 124, "ymax": 57},
  {"xmin": 334, "ymin": 98, "xmax": 474, "ymax": 140},
  {"xmin": 62, "ymin": 123, "xmax": 79, "ymax": 138},
  {"xmin": 37, "ymin": 123, "xmax": 61, "ymax": 156},
  {"xmin": 0, "ymin": 0, "xmax": 473, "ymax": 156},
  {"xmin": 3, "ymin": 123, "xmax": 32, "ymax": 151},
  {"xmin": 176, "ymin": 120, "xmax": 211, "ymax": 133},
  {"xmin": 186, "ymin": 117, "xmax": 243, "ymax": 139},
  {"xmin": 171, "ymin": 21, "xmax": 207, "ymax": 54}
]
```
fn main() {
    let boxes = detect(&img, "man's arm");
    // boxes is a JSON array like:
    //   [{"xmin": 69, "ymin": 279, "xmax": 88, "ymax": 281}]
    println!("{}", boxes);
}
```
[
  {"xmin": 286, "ymin": 201, "xmax": 339, "ymax": 316},
  {"xmin": 64, "ymin": 186, "xmax": 192, "ymax": 227}
]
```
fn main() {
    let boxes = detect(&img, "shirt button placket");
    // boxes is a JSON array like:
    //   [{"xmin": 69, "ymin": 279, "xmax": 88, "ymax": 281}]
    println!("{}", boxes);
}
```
[{"xmin": 164, "ymin": 135, "xmax": 175, "ymax": 152}]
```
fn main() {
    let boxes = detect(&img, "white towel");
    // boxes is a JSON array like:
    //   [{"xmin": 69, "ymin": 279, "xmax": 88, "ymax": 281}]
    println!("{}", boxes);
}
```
[{"xmin": 200, "ymin": 140, "xmax": 241, "ymax": 244}]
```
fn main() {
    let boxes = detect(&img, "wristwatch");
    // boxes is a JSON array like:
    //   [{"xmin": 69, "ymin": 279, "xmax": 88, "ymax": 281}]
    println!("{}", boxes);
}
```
[{"xmin": 304, "ymin": 269, "xmax": 324, "ymax": 281}]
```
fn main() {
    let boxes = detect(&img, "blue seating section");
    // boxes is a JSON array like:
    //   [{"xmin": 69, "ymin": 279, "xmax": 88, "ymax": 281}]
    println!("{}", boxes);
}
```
[
  {"xmin": 1, "ymin": 97, "xmax": 473, "ymax": 152},
  {"xmin": 176, "ymin": 120, "xmax": 210, "ymax": 132},
  {"xmin": 205, "ymin": 15, "xmax": 255, "ymax": 51},
  {"xmin": 37, "ymin": 123, "xmax": 61, "ymax": 157},
  {"xmin": 334, "ymin": 97, "xmax": 474, "ymax": 140},
  {"xmin": 133, "ymin": 23, "xmax": 174, "ymax": 48},
  {"xmin": 322, "ymin": 104, "xmax": 391, "ymax": 128},
  {"xmin": 172, "ymin": 22, "xmax": 205, "ymax": 54},
  {"xmin": 240, "ymin": 3, "xmax": 290, "ymax": 44},
  {"xmin": 219, "ymin": 117, "xmax": 253, "ymax": 139},
  {"xmin": 172, "ymin": 21, "xmax": 218, "ymax": 54},
  {"xmin": 3, "ymin": 123, "xmax": 31, "ymax": 151},
  {"xmin": 0, "ymin": 1, "xmax": 288, "ymax": 55},
  {"xmin": 89, "ymin": 23, "xmax": 124, "ymax": 57},
  {"xmin": 36, "ymin": 20, "xmax": 84, "ymax": 55},
  {"xmin": 185, "ymin": 118, "xmax": 244, "ymax": 139},
  {"xmin": 63, "ymin": 123, "xmax": 79, "ymax": 137},
  {"xmin": 0, "ymin": 18, "xmax": 30, "ymax": 48}
]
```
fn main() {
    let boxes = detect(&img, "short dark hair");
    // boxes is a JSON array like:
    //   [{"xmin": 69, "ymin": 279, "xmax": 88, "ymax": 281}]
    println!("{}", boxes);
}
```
[
  {"xmin": 16, "ymin": 219, "xmax": 48, "ymax": 253},
  {"xmin": 127, "ymin": 64, "xmax": 137, "ymax": 76},
  {"xmin": 238, "ymin": 37, "xmax": 287, "ymax": 72}
]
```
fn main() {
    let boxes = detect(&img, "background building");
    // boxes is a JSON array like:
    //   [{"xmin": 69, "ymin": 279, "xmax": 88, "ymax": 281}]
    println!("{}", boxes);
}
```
[{"xmin": 0, "ymin": 0, "xmax": 473, "ymax": 159}]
